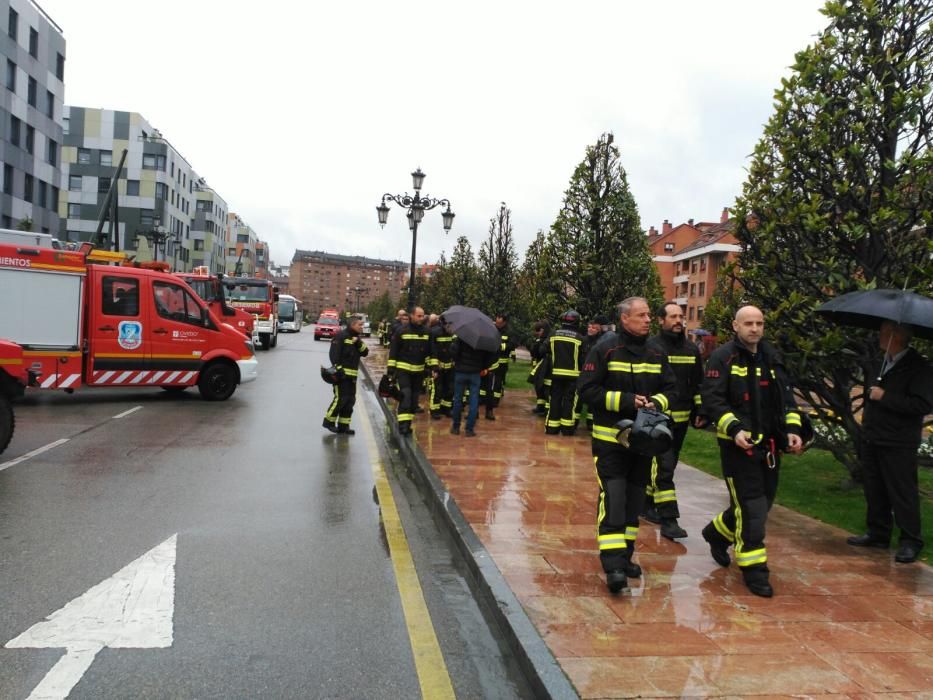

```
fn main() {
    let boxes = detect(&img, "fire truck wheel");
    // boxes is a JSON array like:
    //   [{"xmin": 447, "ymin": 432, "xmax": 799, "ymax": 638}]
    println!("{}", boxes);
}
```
[
  {"xmin": 260, "ymin": 335, "xmax": 271, "ymax": 350},
  {"xmin": 0, "ymin": 395, "xmax": 13, "ymax": 456},
  {"xmin": 198, "ymin": 362, "xmax": 237, "ymax": 401}
]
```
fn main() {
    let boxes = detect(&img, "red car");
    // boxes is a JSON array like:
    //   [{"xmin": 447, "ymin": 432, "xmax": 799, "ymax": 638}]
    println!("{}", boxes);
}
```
[{"xmin": 314, "ymin": 317, "xmax": 340, "ymax": 341}]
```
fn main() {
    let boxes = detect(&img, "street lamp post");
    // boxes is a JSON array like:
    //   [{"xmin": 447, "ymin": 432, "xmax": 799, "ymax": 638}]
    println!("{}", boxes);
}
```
[
  {"xmin": 376, "ymin": 168, "xmax": 455, "ymax": 311},
  {"xmin": 136, "ymin": 217, "xmax": 169, "ymax": 262},
  {"xmin": 350, "ymin": 285, "xmax": 368, "ymax": 312}
]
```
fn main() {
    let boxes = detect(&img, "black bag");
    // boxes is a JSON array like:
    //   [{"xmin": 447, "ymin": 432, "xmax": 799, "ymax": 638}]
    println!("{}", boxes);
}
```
[
  {"xmin": 320, "ymin": 365, "xmax": 342, "ymax": 385},
  {"xmin": 378, "ymin": 374, "xmax": 402, "ymax": 400},
  {"xmin": 614, "ymin": 408, "xmax": 675, "ymax": 456}
]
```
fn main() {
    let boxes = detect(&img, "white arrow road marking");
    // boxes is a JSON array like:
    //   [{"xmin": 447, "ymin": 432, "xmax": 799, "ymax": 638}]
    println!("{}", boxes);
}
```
[{"xmin": 5, "ymin": 534, "xmax": 177, "ymax": 700}]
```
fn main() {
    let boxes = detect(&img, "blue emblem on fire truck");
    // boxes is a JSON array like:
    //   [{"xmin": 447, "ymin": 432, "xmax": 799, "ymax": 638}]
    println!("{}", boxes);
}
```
[{"xmin": 117, "ymin": 321, "xmax": 142, "ymax": 350}]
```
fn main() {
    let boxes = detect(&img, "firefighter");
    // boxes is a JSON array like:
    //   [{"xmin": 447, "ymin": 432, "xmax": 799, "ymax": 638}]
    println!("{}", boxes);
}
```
[
  {"xmin": 481, "ymin": 314, "xmax": 517, "ymax": 421},
  {"xmin": 578, "ymin": 297, "xmax": 676, "ymax": 593},
  {"xmin": 700, "ymin": 305, "xmax": 803, "ymax": 597},
  {"xmin": 644, "ymin": 302, "xmax": 707, "ymax": 539},
  {"xmin": 429, "ymin": 315, "xmax": 455, "ymax": 419},
  {"xmin": 528, "ymin": 320, "xmax": 551, "ymax": 415},
  {"xmin": 545, "ymin": 310, "xmax": 585, "ymax": 435},
  {"xmin": 387, "ymin": 306, "xmax": 430, "ymax": 435},
  {"xmin": 578, "ymin": 314, "xmax": 609, "ymax": 431},
  {"xmin": 322, "ymin": 315, "xmax": 369, "ymax": 435}
]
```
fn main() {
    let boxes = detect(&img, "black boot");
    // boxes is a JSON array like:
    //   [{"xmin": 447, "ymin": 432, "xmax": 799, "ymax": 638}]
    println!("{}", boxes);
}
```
[
  {"xmin": 322, "ymin": 419, "xmax": 339, "ymax": 434},
  {"xmin": 641, "ymin": 506, "xmax": 661, "ymax": 524},
  {"xmin": 660, "ymin": 517, "xmax": 688, "ymax": 540},
  {"xmin": 702, "ymin": 523, "xmax": 731, "ymax": 567},
  {"xmin": 485, "ymin": 408, "xmax": 496, "ymax": 421},
  {"xmin": 621, "ymin": 549, "xmax": 641, "ymax": 578},
  {"xmin": 742, "ymin": 567, "xmax": 773, "ymax": 597},
  {"xmin": 606, "ymin": 570, "xmax": 627, "ymax": 594}
]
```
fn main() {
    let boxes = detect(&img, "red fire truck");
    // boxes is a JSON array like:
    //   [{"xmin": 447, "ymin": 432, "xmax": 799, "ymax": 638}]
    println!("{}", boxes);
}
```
[
  {"xmin": 0, "ymin": 243, "xmax": 257, "ymax": 409},
  {"xmin": 0, "ymin": 339, "xmax": 29, "ymax": 454},
  {"xmin": 176, "ymin": 267, "xmax": 255, "ymax": 344},
  {"xmin": 223, "ymin": 277, "xmax": 279, "ymax": 350}
]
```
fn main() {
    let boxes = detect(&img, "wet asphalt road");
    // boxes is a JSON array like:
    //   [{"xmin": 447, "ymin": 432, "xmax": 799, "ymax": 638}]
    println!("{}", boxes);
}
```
[{"xmin": 0, "ymin": 329, "xmax": 530, "ymax": 699}]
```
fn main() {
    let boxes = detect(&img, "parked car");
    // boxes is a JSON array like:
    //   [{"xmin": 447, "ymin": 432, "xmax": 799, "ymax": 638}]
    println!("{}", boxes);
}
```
[
  {"xmin": 358, "ymin": 313, "xmax": 371, "ymax": 337},
  {"xmin": 314, "ymin": 317, "xmax": 340, "ymax": 341}
]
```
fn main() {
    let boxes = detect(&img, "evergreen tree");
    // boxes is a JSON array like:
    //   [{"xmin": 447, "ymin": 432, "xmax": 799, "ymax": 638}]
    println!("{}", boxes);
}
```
[
  {"xmin": 731, "ymin": 0, "xmax": 933, "ymax": 478},
  {"xmin": 477, "ymin": 203, "xmax": 519, "ymax": 319},
  {"xmin": 541, "ymin": 133, "xmax": 661, "ymax": 321}
]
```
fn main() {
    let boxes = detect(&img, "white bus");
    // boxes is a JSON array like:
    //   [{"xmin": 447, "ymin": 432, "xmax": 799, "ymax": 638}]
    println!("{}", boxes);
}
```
[{"xmin": 277, "ymin": 294, "xmax": 303, "ymax": 332}]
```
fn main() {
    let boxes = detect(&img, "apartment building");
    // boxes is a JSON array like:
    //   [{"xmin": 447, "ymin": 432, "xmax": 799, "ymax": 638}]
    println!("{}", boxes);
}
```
[
  {"xmin": 60, "ymin": 107, "xmax": 205, "ymax": 272},
  {"xmin": 649, "ymin": 209, "xmax": 741, "ymax": 331},
  {"xmin": 290, "ymin": 249, "xmax": 407, "ymax": 317},
  {"xmin": 225, "ymin": 212, "xmax": 257, "ymax": 276},
  {"xmin": 192, "ymin": 182, "xmax": 228, "ymax": 274},
  {"xmin": 0, "ymin": 0, "xmax": 65, "ymax": 233}
]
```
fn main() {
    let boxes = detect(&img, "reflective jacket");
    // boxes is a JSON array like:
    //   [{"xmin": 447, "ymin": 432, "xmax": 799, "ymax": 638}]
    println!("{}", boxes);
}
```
[
  {"xmin": 701, "ymin": 338, "xmax": 801, "ymax": 448},
  {"xmin": 578, "ymin": 330, "xmax": 676, "ymax": 445},
  {"xmin": 429, "ymin": 325, "xmax": 455, "ymax": 370},
  {"xmin": 330, "ymin": 328, "xmax": 368, "ymax": 379},
  {"xmin": 388, "ymin": 322, "xmax": 430, "ymax": 374},
  {"xmin": 494, "ymin": 323, "xmax": 518, "ymax": 368},
  {"xmin": 647, "ymin": 330, "xmax": 704, "ymax": 424},
  {"xmin": 547, "ymin": 326, "xmax": 585, "ymax": 379}
]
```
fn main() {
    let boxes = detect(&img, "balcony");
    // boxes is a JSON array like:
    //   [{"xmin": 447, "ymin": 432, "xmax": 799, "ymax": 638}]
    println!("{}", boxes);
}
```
[
  {"xmin": 673, "ymin": 274, "xmax": 689, "ymax": 284},
  {"xmin": 673, "ymin": 297, "xmax": 688, "ymax": 306}
]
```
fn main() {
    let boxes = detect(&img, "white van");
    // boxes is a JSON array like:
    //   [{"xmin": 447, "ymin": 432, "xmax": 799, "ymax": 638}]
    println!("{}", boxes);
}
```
[
  {"xmin": 357, "ymin": 313, "xmax": 371, "ymax": 337},
  {"xmin": 0, "ymin": 229, "xmax": 54, "ymax": 248}
]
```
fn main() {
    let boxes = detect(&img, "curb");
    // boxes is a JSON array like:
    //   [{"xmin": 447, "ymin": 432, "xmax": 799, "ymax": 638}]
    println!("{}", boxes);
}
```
[{"xmin": 360, "ymin": 362, "xmax": 578, "ymax": 700}]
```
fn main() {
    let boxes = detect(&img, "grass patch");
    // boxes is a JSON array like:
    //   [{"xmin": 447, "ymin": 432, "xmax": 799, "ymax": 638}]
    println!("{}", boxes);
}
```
[
  {"xmin": 680, "ymin": 429, "xmax": 933, "ymax": 563},
  {"xmin": 504, "ymin": 359, "xmax": 533, "ymax": 390}
]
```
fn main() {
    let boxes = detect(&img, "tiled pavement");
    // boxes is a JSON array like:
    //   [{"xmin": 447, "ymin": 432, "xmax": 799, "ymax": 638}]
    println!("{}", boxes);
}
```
[{"xmin": 363, "ymin": 344, "xmax": 933, "ymax": 699}]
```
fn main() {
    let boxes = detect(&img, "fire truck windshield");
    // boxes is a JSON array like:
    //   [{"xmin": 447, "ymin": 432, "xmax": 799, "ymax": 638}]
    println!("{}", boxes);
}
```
[
  {"xmin": 223, "ymin": 283, "xmax": 270, "ymax": 302},
  {"xmin": 183, "ymin": 278, "xmax": 214, "ymax": 302}
]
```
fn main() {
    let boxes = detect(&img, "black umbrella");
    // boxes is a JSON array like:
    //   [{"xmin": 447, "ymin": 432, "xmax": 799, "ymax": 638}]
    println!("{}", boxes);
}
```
[
  {"xmin": 441, "ymin": 305, "xmax": 501, "ymax": 352},
  {"xmin": 815, "ymin": 289, "xmax": 933, "ymax": 340}
]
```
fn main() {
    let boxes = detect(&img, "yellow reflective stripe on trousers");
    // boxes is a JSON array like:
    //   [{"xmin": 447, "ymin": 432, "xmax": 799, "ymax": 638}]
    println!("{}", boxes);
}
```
[
  {"xmin": 597, "ymin": 534, "xmax": 627, "ymax": 550},
  {"xmin": 624, "ymin": 526, "xmax": 639, "ymax": 542},
  {"xmin": 713, "ymin": 510, "xmax": 735, "ymax": 543},
  {"xmin": 735, "ymin": 548, "xmax": 768, "ymax": 567},
  {"xmin": 394, "ymin": 362, "xmax": 425, "ymax": 372},
  {"xmin": 342, "ymin": 368, "xmax": 359, "ymax": 377},
  {"xmin": 591, "ymin": 424, "xmax": 618, "ymax": 443},
  {"xmin": 356, "ymin": 402, "xmax": 456, "ymax": 699},
  {"xmin": 653, "ymin": 489, "xmax": 677, "ymax": 503},
  {"xmin": 727, "ymin": 477, "xmax": 744, "ymax": 554}
]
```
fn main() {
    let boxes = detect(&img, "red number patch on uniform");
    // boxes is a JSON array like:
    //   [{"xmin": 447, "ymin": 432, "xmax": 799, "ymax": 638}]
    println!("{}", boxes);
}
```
[
  {"xmin": 583, "ymin": 363, "xmax": 595, "ymax": 371},
  {"xmin": 706, "ymin": 369, "xmax": 720, "ymax": 378}
]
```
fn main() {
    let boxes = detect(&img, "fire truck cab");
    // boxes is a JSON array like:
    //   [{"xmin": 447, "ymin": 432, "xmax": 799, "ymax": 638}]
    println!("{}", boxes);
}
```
[
  {"xmin": 176, "ymin": 267, "xmax": 255, "ymax": 345},
  {"xmin": 223, "ymin": 277, "xmax": 279, "ymax": 350},
  {"xmin": 0, "ymin": 243, "xmax": 257, "ymax": 402}
]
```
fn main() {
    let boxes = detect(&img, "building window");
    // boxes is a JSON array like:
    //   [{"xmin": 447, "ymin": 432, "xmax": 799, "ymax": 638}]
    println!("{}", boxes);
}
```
[
  {"xmin": 3, "ymin": 164, "xmax": 13, "ymax": 195},
  {"xmin": 50, "ymin": 186, "xmax": 58, "ymax": 211},
  {"xmin": 155, "ymin": 182, "xmax": 168, "ymax": 199},
  {"xmin": 228, "ymin": 248, "xmax": 236, "ymax": 256},
  {"xmin": 688, "ymin": 306, "xmax": 694, "ymax": 321},
  {"xmin": 5, "ymin": 59, "xmax": 14, "ymax": 91},
  {"xmin": 28, "ymin": 27, "xmax": 37, "ymax": 57},
  {"xmin": 194, "ymin": 239, "xmax": 204, "ymax": 251},
  {"xmin": 139, "ymin": 210, "xmax": 156, "ymax": 227},
  {"xmin": 27, "ymin": 76, "xmax": 36, "ymax": 107},
  {"xmin": 77, "ymin": 148, "xmax": 91, "ymax": 164},
  {"xmin": 664, "ymin": 242, "xmax": 674, "ymax": 252},
  {"xmin": 45, "ymin": 90, "xmax": 53, "ymax": 118},
  {"xmin": 68, "ymin": 203, "xmax": 80, "ymax": 218},
  {"xmin": 56, "ymin": 53, "xmax": 64, "ymax": 81},
  {"xmin": 699, "ymin": 257, "xmax": 707, "ymax": 272},
  {"xmin": 98, "ymin": 176, "xmax": 111, "ymax": 194},
  {"xmin": 142, "ymin": 153, "xmax": 166, "ymax": 170},
  {"xmin": 100, "ymin": 150, "xmax": 112, "ymax": 166},
  {"xmin": 47, "ymin": 137, "xmax": 56, "ymax": 165},
  {"xmin": 699, "ymin": 281, "xmax": 706, "ymax": 297},
  {"xmin": 37, "ymin": 180, "xmax": 47, "ymax": 208},
  {"xmin": 62, "ymin": 116, "xmax": 69, "ymax": 135},
  {"xmin": 9, "ymin": 115, "xmax": 20, "ymax": 146},
  {"xmin": 697, "ymin": 306, "xmax": 704, "ymax": 321},
  {"xmin": 126, "ymin": 180, "xmax": 139, "ymax": 196},
  {"xmin": 23, "ymin": 173, "xmax": 33, "ymax": 202},
  {"xmin": 689, "ymin": 283, "xmax": 696, "ymax": 297},
  {"xmin": 69, "ymin": 175, "xmax": 81, "ymax": 191},
  {"xmin": 691, "ymin": 260, "xmax": 698, "ymax": 274},
  {"xmin": 25, "ymin": 124, "xmax": 34, "ymax": 154},
  {"xmin": 8, "ymin": 8, "xmax": 17, "ymax": 40}
]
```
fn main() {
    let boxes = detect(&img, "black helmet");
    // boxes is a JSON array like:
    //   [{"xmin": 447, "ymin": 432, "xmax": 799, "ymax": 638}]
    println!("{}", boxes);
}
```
[
  {"xmin": 560, "ymin": 309, "xmax": 581, "ymax": 325},
  {"xmin": 615, "ymin": 408, "xmax": 674, "ymax": 456},
  {"xmin": 378, "ymin": 374, "xmax": 402, "ymax": 400},
  {"xmin": 320, "ymin": 365, "xmax": 342, "ymax": 385}
]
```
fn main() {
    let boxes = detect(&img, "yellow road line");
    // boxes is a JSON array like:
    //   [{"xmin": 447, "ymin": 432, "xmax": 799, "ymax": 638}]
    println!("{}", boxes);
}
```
[{"xmin": 357, "ymin": 402, "xmax": 456, "ymax": 700}]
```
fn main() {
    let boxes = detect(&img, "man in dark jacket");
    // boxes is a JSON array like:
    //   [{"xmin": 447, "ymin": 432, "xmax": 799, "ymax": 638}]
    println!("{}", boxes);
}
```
[
  {"xmin": 847, "ymin": 321, "xmax": 933, "ymax": 563},
  {"xmin": 700, "ymin": 305, "xmax": 803, "ymax": 597},
  {"xmin": 387, "ymin": 307, "xmax": 430, "ymax": 435},
  {"xmin": 323, "ymin": 315, "xmax": 369, "ymax": 435},
  {"xmin": 429, "ymin": 316, "xmax": 455, "ymax": 419},
  {"xmin": 578, "ymin": 315, "xmax": 609, "ymax": 431},
  {"xmin": 528, "ymin": 320, "xmax": 551, "ymax": 415},
  {"xmin": 449, "ymin": 333, "xmax": 497, "ymax": 437},
  {"xmin": 546, "ymin": 310, "xmax": 585, "ymax": 435},
  {"xmin": 578, "ymin": 297, "xmax": 676, "ymax": 593},
  {"xmin": 644, "ymin": 302, "xmax": 706, "ymax": 539}
]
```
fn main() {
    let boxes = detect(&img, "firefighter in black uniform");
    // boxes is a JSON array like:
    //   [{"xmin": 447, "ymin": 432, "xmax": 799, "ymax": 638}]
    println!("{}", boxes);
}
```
[
  {"xmin": 578, "ymin": 297, "xmax": 676, "ymax": 593},
  {"xmin": 644, "ymin": 302, "xmax": 707, "ymax": 539},
  {"xmin": 387, "ymin": 306, "xmax": 430, "ymax": 435},
  {"xmin": 429, "ymin": 316, "xmax": 455, "ymax": 419},
  {"xmin": 700, "ymin": 305, "xmax": 803, "ymax": 597},
  {"xmin": 578, "ymin": 315, "xmax": 609, "ymax": 431},
  {"xmin": 322, "ymin": 315, "xmax": 369, "ymax": 435},
  {"xmin": 546, "ymin": 310, "xmax": 585, "ymax": 435},
  {"xmin": 481, "ymin": 314, "xmax": 517, "ymax": 421},
  {"xmin": 528, "ymin": 320, "xmax": 551, "ymax": 415}
]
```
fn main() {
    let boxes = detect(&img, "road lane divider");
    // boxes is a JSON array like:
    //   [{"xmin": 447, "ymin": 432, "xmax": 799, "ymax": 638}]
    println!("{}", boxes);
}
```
[
  {"xmin": 112, "ymin": 405, "xmax": 143, "ymax": 419},
  {"xmin": 0, "ymin": 438, "xmax": 70, "ymax": 472},
  {"xmin": 357, "ymin": 401, "xmax": 456, "ymax": 700}
]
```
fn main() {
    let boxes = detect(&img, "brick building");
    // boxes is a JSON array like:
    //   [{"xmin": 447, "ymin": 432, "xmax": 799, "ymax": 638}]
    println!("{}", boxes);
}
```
[
  {"xmin": 648, "ymin": 208, "xmax": 741, "ymax": 332},
  {"xmin": 290, "ymin": 249, "xmax": 407, "ymax": 318}
]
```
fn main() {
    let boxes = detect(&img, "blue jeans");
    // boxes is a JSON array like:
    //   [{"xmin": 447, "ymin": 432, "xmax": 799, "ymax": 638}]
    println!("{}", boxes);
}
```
[{"xmin": 452, "ymin": 371, "xmax": 481, "ymax": 431}]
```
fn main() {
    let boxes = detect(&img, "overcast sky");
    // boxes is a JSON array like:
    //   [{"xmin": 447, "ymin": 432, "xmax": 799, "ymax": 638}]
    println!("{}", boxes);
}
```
[{"xmin": 41, "ymin": 0, "xmax": 828, "ymax": 268}]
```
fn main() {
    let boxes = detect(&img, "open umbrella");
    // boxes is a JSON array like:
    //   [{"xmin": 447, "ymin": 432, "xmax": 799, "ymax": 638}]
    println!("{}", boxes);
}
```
[
  {"xmin": 815, "ymin": 289, "xmax": 933, "ymax": 341},
  {"xmin": 692, "ymin": 329, "xmax": 711, "ymax": 337},
  {"xmin": 441, "ymin": 305, "xmax": 500, "ymax": 352}
]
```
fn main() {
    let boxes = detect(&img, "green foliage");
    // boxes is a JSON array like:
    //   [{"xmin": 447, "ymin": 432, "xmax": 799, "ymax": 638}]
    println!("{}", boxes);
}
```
[
  {"xmin": 15, "ymin": 217, "xmax": 33, "ymax": 231},
  {"xmin": 730, "ymin": 0, "xmax": 933, "ymax": 478},
  {"xmin": 533, "ymin": 133, "xmax": 662, "ymax": 324},
  {"xmin": 365, "ymin": 290, "xmax": 404, "ymax": 326},
  {"xmin": 476, "ymin": 203, "xmax": 522, "ymax": 333},
  {"xmin": 419, "ymin": 236, "xmax": 481, "ymax": 313}
]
